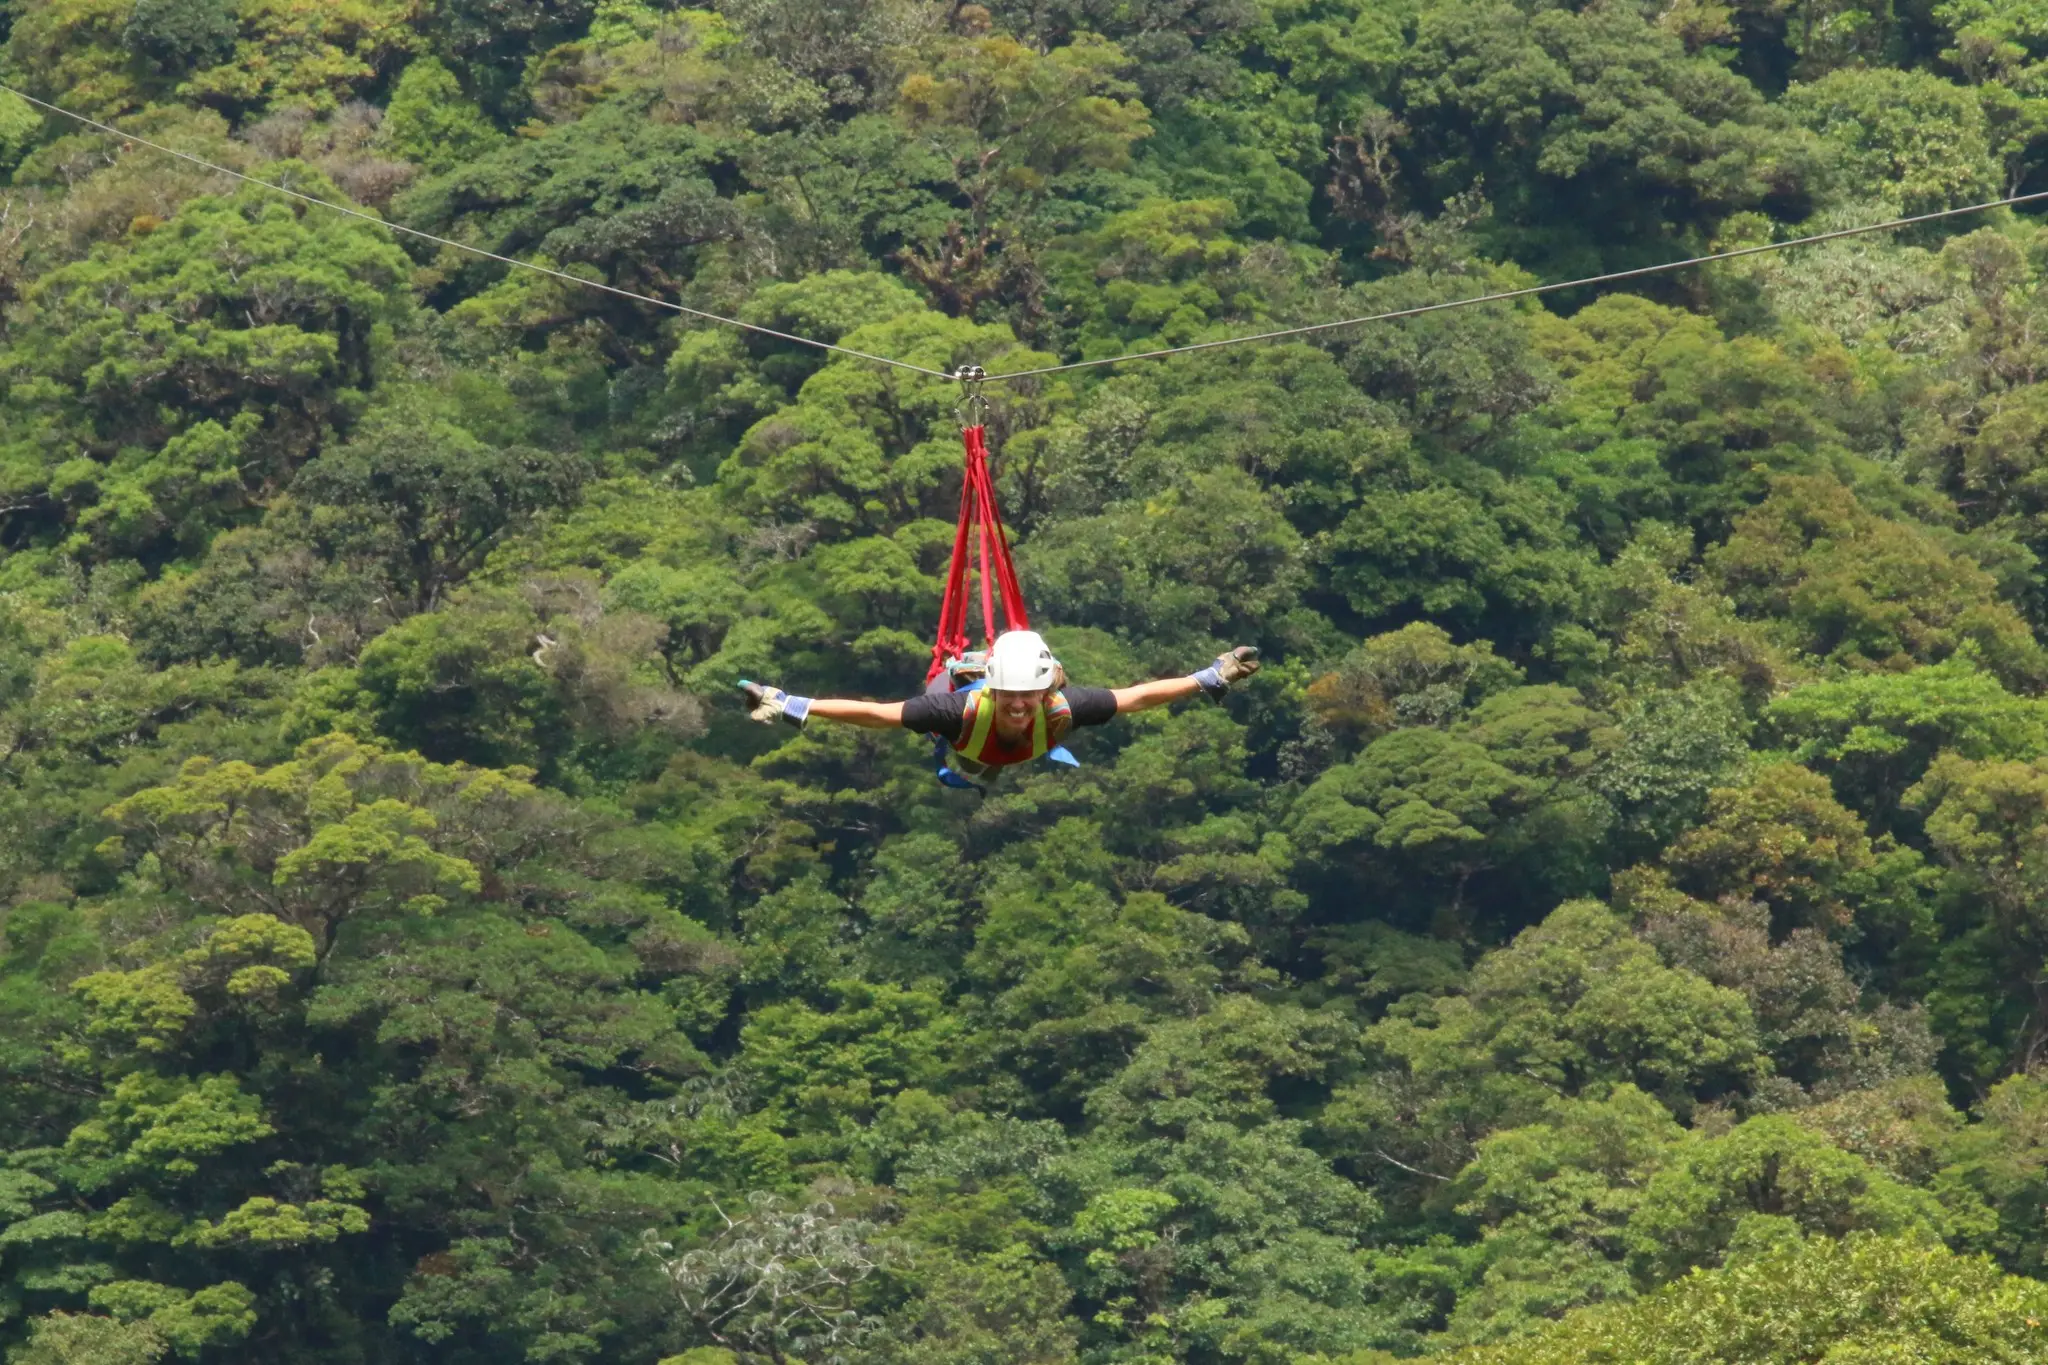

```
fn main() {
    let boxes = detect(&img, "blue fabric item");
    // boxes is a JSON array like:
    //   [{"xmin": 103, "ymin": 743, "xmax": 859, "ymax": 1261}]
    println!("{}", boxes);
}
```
[
  {"xmin": 1191, "ymin": 663, "xmax": 1226, "ymax": 699},
  {"xmin": 1047, "ymin": 745, "xmax": 1079, "ymax": 767},
  {"xmin": 783, "ymin": 694, "xmax": 811, "ymax": 725},
  {"xmin": 934, "ymin": 743, "xmax": 982, "ymax": 788},
  {"xmin": 931, "ymin": 676, "xmax": 986, "ymax": 788}
]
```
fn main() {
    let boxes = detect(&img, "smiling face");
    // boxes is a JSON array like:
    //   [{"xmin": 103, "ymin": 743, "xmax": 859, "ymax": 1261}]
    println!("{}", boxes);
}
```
[{"xmin": 989, "ymin": 687, "xmax": 1049, "ymax": 742}]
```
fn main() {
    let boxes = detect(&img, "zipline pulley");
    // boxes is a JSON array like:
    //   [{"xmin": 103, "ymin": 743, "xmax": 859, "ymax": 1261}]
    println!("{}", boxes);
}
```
[{"xmin": 950, "ymin": 364, "xmax": 990, "ymax": 428}]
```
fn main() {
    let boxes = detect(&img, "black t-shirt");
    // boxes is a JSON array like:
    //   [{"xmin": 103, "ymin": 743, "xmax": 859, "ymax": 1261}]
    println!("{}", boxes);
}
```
[{"xmin": 900, "ymin": 686, "xmax": 1118, "ymax": 742}]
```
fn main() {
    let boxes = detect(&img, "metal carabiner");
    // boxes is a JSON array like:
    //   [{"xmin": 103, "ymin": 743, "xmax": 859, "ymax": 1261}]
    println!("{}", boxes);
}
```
[{"xmin": 951, "ymin": 364, "xmax": 990, "ymax": 428}]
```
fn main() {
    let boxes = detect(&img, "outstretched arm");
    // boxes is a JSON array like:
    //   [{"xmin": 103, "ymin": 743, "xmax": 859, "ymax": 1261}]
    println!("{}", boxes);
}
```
[
  {"xmin": 806, "ymin": 698, "xmax": 905, "ymax": 729},
  {"xmin": 1111, "ymin": 646, "xmax": 1262, "ymax": 715},
  {"xmin": 1110, "ymin": 676, "xmax": 1205, "ymax": 714},
  {"xmin": 740, "ymin": 682, "xmax": 904, "ymax": 730}
]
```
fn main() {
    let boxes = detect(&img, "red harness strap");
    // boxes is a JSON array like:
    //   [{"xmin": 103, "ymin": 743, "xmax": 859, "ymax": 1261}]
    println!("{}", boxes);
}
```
[{"xmin": 928, "ymin": 423, "xmax": 1031, "ymax": 681}]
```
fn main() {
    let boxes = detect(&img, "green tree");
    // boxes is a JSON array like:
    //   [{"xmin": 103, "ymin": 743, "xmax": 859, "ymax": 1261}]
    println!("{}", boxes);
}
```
[
  {"xmin": 1634, "ymin": 762, "xmax": 1879, "ymax": 936},
  {"xmin": 1905, "ymin": 750, "xmax": 2048, "ymax": 1082},
  {"xmin": 1939, "ymin": 1071, "xmax": 2048, "ymax": 1275},
  {"xmin": 1708, "ymin": 474, "xmax": 2048, "ymax": 687},
  {"xmin": 0, "ymin": 174, "xmax": 412, "ymax": 566},
  {"xmin": 1325, "ymin": 901, "xmax": 1764, "ymax": 1213},
  {"xmin": 1064, "ymin": 998, "xmax": 1383, "ymax": 1361},
  {"xmin": 4, "ymin": 0, "xmax": 155, "ymax": 115},
  {"xmin": 1289, "ymin": 686, "xmax": 1616, "ymax": 935},
  {"xmin": 1638, "ymin": 901, "xmax": 1937, "ymax": 1099},
  {"xmin": 179, "ymin": 0, "xmax": 422, "ymax": 115},
  {"xmin": 1304, "ymin": 623, "xmax": 1525, "ymax": 751},
  {"xmin": 893, "ymin": 33, "xmax": 1152, "ymax": 315},
  {"xmin": 394, "ymin": 97, "xmax": 741, "ymax": 313},
  {"xmin": 1396, "ymin": 1, "xmax": 1815, "ymax": 270},
  {"xmin": 122, "ymin": 0, "xmax": 237, "ymax": 76},
  {"xmin": 1786, "ymin": 67, "xmax": 2002, "ymax": 212},
  {"xmin": 133, "ymin": 390, "xmax": 590, "ymax": 666},
  {"xmin": 1442, "ymin": 1086, "xmax": 1685, "ymax": 1343},
  {"xmin": 1623, "ymin": 1116, "xmax": 1952, "ymax": 1283},
  {"xmin": 378, "ymin": 56, "xmax": 506, "ymax": 174},
  {"xmin": 1526, "ymin": 295, "xmax": 1861, "ymax": 548},
  {"xmin": 1440, "ymin": 1232, "xmax": 2048, "ymax": 1363}
]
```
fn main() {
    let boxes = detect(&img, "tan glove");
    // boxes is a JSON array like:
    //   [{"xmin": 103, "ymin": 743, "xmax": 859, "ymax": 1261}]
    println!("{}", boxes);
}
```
[
  {"xmin": 739, "ymin": 681, "xmax": 811, "ymax": 727},
  {"xmin": 1191, "ymin": 646, "xmax": 1260, "ymax": 699}
]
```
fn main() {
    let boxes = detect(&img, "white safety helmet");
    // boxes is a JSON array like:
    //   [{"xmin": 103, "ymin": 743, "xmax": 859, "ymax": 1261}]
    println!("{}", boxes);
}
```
[{"xmin": 985, "ymin": 630, "xmax": 1059, "ymax": 692}]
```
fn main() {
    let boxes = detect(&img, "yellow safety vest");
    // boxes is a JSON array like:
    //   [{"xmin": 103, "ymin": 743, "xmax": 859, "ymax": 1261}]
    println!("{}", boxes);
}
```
[{"xmin": 946, "ymin": 688, "xmax": 1072, "ymax": 779}]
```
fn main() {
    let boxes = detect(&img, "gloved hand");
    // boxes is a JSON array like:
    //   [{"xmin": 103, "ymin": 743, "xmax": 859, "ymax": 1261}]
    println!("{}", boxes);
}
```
[
  {"xmin": 739, "ymin": 680, "xmax": 811, "ymax": 727},
  {"xmin": 1191, "ymin": 646, "xmax": 1261, "ymax": 700}
]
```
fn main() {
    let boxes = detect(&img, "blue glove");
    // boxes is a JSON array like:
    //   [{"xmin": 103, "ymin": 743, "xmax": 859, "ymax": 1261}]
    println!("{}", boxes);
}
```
[
  {"xmin": 1190, "ymin": 646, "xmax": 1261, "ymax": 700},
  {"xmin": 740, "ymin": 680, "xmax": 811, "ymax": 728}
]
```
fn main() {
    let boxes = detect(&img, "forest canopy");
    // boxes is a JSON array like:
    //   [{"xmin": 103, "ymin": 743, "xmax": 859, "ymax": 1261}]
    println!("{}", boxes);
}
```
[{"xmin": 9, "ymin": 1, "xmax": 2048, "ymax": 1363}]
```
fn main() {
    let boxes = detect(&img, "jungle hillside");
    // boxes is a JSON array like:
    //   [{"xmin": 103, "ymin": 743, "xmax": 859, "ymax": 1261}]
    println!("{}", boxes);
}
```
[{"xmin": 9, "ymin": 0, "xmax": 2048, "ymax": 1362}]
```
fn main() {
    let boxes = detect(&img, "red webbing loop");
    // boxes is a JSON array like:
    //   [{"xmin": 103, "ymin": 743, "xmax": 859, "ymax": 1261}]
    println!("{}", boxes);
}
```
[
  {"xmin": 977, "ymin": 442, "xmax": 1029, "ymax": 635},
  {"xmin": 976, "ymin": 522, "xmax": 995, "ymax": 649},
  {"xmin": 931, "ymin": 462, "xmax": 976, "ymax": 681},
  {"xmin": 927, "ymin": 423, "xmax": 1031, "ymax": 681}
]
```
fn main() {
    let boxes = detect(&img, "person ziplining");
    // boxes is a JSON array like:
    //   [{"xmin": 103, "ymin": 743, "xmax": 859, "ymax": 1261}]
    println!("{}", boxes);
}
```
[
  {"xmin": 741, "ymin": 630, "xmax": 1261, "ymax": 787},
  {"xmin": 738, "ymin": 370, "xmax": 1260, "ymax": 787}
]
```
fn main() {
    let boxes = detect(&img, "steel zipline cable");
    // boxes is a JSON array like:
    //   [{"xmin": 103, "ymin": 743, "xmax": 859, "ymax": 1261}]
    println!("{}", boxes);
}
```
[
  {"xmin": 990, "ymin": 187, "xmax": 2048, "ymax": 381},
  {"xmin": 8, "ymin": 79, "xmax": 2048, "ymax": 387}
]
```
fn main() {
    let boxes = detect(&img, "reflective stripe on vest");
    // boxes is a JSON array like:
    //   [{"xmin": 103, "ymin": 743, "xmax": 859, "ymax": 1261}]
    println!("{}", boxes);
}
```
[{"xmin": 951, "ymin": 689, "xmax": 1070, "ymax": 768}]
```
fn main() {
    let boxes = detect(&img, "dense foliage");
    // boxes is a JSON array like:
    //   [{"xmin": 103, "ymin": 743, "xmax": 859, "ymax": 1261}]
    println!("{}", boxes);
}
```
[{"xmin": 10, "ymin": 1, "xmax": 2048, "ymax": 1362}]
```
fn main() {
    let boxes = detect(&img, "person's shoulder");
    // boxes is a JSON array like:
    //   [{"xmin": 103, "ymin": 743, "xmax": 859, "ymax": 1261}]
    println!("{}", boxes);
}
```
[
  {"xmin": 901, "ymin": 688, "xmax": 969, "ymax": 731},
  {"xmin": 1062, "ymin": 685, "xmax": 1118, "ymax": 725}
]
